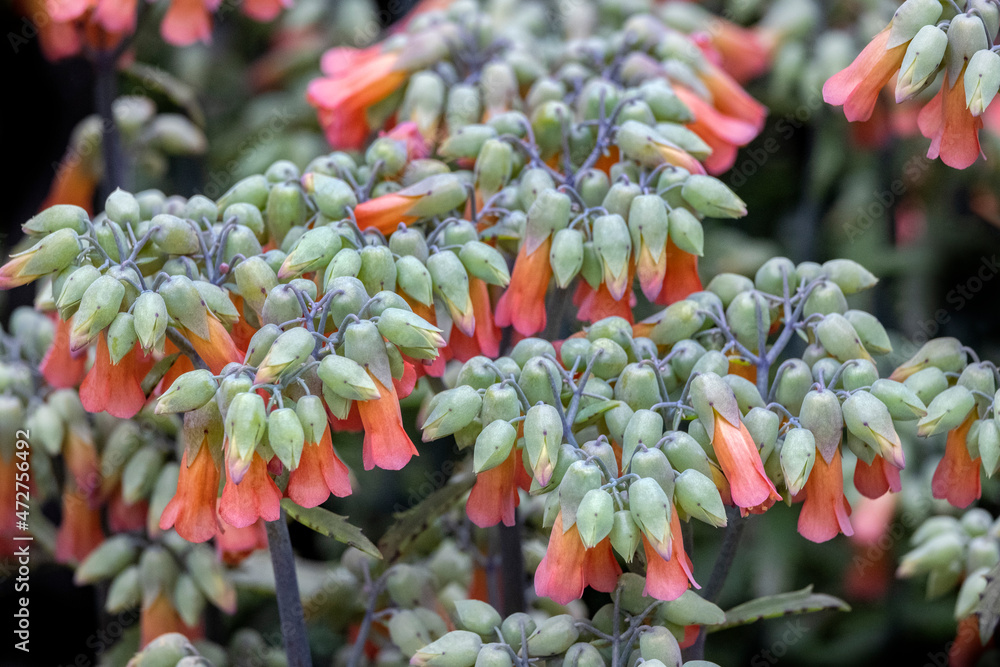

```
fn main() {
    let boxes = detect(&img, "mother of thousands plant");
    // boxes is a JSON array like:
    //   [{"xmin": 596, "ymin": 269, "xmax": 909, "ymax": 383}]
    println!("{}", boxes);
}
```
[{"xmin": 5, "ymin": 0, "xmax": 1000, "ymax": 666}]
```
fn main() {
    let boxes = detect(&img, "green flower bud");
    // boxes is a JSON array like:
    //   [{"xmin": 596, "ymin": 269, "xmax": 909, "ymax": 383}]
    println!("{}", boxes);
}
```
[
  {"xmin": 525, "ymin": 615, "xmax": 580, "ymax": 658},
  {"xmin": 918, "ymin": 386, "xmax": 976, "ymax": 437},
  {"xmin": 106, "ymin": 564, "xmax": 141, "ymax": 613},
  {"xmin": 393, "ymin": 255, "xmax": 433, "ymax": 306},
  {"xmin": 753, "ymin": 257, "xmax": 796, "ymax": 295},
  {"xmin": 410, "ymin": 630, "xmax": 482, "ymax": 667},
  {"xmin": 222, "ymin": 202, "xmax": 266, "ymax": 240},
  {"xmin": 401, "ymin": 174, "xmax": 470, "ymax": 220},
  {"xmin": 69, "ymin": 274, "xmax": 124, "ymax": 351},
  {"xmin": 946, "ymin": 14, "xmax": 989, "ymax": 84},
  {"xmin": 955, "ymin": 567, "xmax": 990, "ymax": 620},
  {"xmin": 318, "ymin": 354, "xmax": 380, "ymax": 401},
  {"xmin": 135, "ymin": 632, "xmax": 197, "ymax": 665},
  {"xmin": 159, "ymin": 274, "xmax": 210, "ymax": 338},
  {"xmin": 629, "ymin": 476, "xmax": 671, "ymax": 545},
  {"xmin": 560, "ymin": 459, "xmax": 603, "ymax": 528},
  {"xmin": 780, "ymin": 428, "xmax": 816, "ymax": 495},
  {"xmin": 897, "ymin": 531, "xmax": 966, "ymax": 578},
  {"xmin": 663, "ymin": 432, "xmax": 712, "ymax": 477},
  {"xmin": 524, "ymin": 403, "xmax": 563, "ymax": 486},
  {"xmin": 150, "ymin": 214, "xmax": 199, "ymax": 255},
  {"xmin": 887, "ymin": 0, "xmax": 943, "ymax": 48},
  {"xmin": 427, "ymin": 251, "xmax": 474, "ymax": 335},
  {"xmin": 844, "ymin": 310, "xmax": 892, "ymax": 355},
  {"xmin": 453, "ymin": 600, "xmax": 502, "ymax": 638},
  {"xmin": 233, "ymin": 257, "xmax": 278, "ymax": 320},
  {"xmin": 7, "ymin": 227, "xmax": 81, "ymax": 287},
  {"xmin": 358, "ymin": 245, "xmax": 397, "ymax": 296},
  {"xmin": 705, "ymin": 273, "xmax": 754, "ymax": 308},
  {"xmin": 131, "ymin": 290, "xmax": 168, "ymax": 354},
  {"xmin": 674, "ymin": 469, "xmax": 726, "ymax": 528},
  {"xmin": 530, "ymin": 100, "xmax": 571, "ymax": 159},
  {"xmin": 55, "ymin": 264, "xmax": 101, "ymax": 319},
  {"xmin": 254, "ymin": 327, "xmax": 315, "ymax": 384},
  {"xmin": 547, "ymin": 227, "xmax": 585, "ymax": 288},
  {"xmin": 422, "ymin": 386, "xmax": 483, "ymax": 441},
  {"xmin": 389, "ymin": 610, "xmax": 440, "ymax": 658},
  {"xmin": 638, "ymin": 627, "xmax": 682, "ymax": 667},
  {"xmin": 524, "ymin": 188, "xmax": 571, "ymax": 254},
  {"xmin": 265, "ymin": 182, "xmax": 307, "ymax": 246},
  {"xmin": 23, "ymin": 204, "xmax": 89, "ymax": 235},
  {"xmin": 459, "ymin": 241, "xmax": 510, "ymax": 287},
  {"xmin": 325, "ymin": 247, "xmax": 362, "ymax": 286},
  {"xmin": 822, "ymin": 259, "xmax": 878, "ymax": 295},
  {"xmin": 278, "ymin": 225, "xmax": 343, "ymax": 279},
  {"xmin": 564, "ymin": 642, "xmax": 606, "ymax": 667},
  {"xmin": 815, "ymin": 313, "xmax": 875, "ymax": 364},
  {"xmin": 616, "ymin": 120, "xmax": 698, "ymax": 171},
  {"xmin": 75, "ymin": 535, "xmax": 137, "ymax": 585},
  {"xmin": 842, "ymin": 391, "xmax": 905, "ymax": 467},
  {"xmin": 592, "ymin": 214, "xmax": 632, "ymax": 299},
  {"xmin": 798, "ymin": 389, "xmax": 843, "ymax": 463},
  {"xmin": 615, "ymin": 363, "xmax": 662, "ymax": 412},
  {"xmin": 122, "ymin": 446, "xmax": 165, "ymax": 504},
  {"xmin": 25, "ymin": 404, "xmax": 63, "ymax": 456},
  {"xmin": 668, "ymin": 207, "xmax": 704, "ymax": 256},
  {"xmin": 446, "ymin": 82, "xmax": 482, "ymax": 133},
  {"xmin": 958, "ymin": 362, "xmax": 997, "ymax": 411},
  {"xmin": 217, "ymin": 173, "xmax": 269, "ymax": 212},
  {"xmin": 473, "ymin": 419, "xmax": 518, "ymax": 473},
  {"xmin": 518, "ymin": 357, "xmax": 562, "ymax": 405},
  {"xmin": 481, "ymin": 383, "xmax": 521, "ymax": 423},
  {"xmin": 575, "ymin": 488, "xmax": 615, "ymax": 549},
  {"xmin": 631, "ymin": 447, "xmax": 675, "ymax": 498},
  {"xmin": 587, "ymin": 337, "xmax": 629, "ymax": 381},
  {"xmin": 869, "ymin": 378, "xmax": 926, "ymax": 420},
  {"xmin": 657, "ymin": 589, "xmax": 726, "ymax": 627},
  {"xmin": 300, "ymin": 173, "xmax": 356, "ymax": 219},
  {"xmin": 607, "ymin": 509, "xmax": 640, "ymax": 562},
  {"xmin": 803, "ymin": 280, "xmax": 848, "ymax": 317},
  {"xmin": 622, "ymin": 409, "xmax": 664, "ymax": 469},
  {"xmin": 978, "ymin": 419, "xmax": 1000, "ymax": 476},
  {"xmin": 268, "ymin": 407, "xmax": 305, "ymax": 470},
  {"xmin": 896, "ymin": 25, "xmax": 949, "ymax": 102},
  {"xmin": 743, "ymin": 406, "xmax": 779, "ymax": 459},
  {"xmin": 690, "ymin": 372, "xmax": 741, "ymax": 441},
  {"xmin": 500, "ymin": 614, "xmax": 536, "ymax": 653},
  {"xmin": 224, "ymin": 392, "xmax": 267, "ymax": 481},
  {"xmin": 156, "ymin": 370, "xmax": 218, "ymax": 414},
  {"xmin": 628, "ymin": 193, "xmax": 669, "ymax": 257},
  {"xmin": 903, "ymin": 366, "xmax": 950, "ymax": 406},
  {"xmin": 105, "ymin": 312, "xmax": 137, "ymax": 364},
  {"xmin": 680, "ymin": 175, "xmax": 747, "ymax": 218}
]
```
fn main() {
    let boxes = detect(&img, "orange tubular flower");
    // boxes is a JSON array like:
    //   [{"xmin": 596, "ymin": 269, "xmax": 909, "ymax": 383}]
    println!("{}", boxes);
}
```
[
  {"xmin": 931, "ymin": 410, "xmax": 981, "ymax": 508},
  {"xmin": 55, "ymin": 490, "xmax": 104, "ymax": 564},
  {"xmin": 823, "ymin": 26, "xmax": 907, "ymax": 122},
  {"xmin": 673, "ymin": 87, "xmax": 760, "ymax": 175},
  {"xmin": 655, "ymin": 239, "xmax": 702, "ymax": 305},
  {"xmin": 534, "ymin": 512, "xmax": 622, "ymax": 605},
  {"xmin": 357, "ymin": 374, "xmax": 419, "ymax": 471},
  {"xmin": 642, "ymin": 509, "xmax": 699, "ymax": 601},
  {"xmin": 141, "ymin": 591, "xmax": 201, "ymax": 648},
  {"xmin": 573, "ymin": 278, "xmax": 637, "ymax": 325},
  {"xmin": 448, "ymin": 276, "xmax": 501, "ymax": 361},
  {"xmin": 853, "ymin": 454, "xmax": 901, "ymax": 500},
  {"xmin": 354, "ymin": 192, "xmax": 422, "ymax": 235},
  {"xmin": 216, "ymin": 514, "xmax": 269, "ymax": 566},
  {"xmin": 80, "ymin": 335, "xmax": 148, "ymax": 419},
  {"xmin": 466, "ymin": 448, "xmax": 531, "ymax": 528},
  {"xmin": 711, "ymin": 414, "xmax": 780, "ymax": 516},
  {"xmin": 495, "ymin": 237, "xmax": 552, "ymax": 336},
  {"xmin": 694, "ymin": 23, "xmax": 772, "ymax": 83},
  {"xmin": 698, "ymin": 62, "xmax": 767, "ymax": 131},
  {"xmin": 183, "ymin": 317, "xmax": 242, "ymax": 375},
  {"xmin": 917, "ymin": 70, "xmax": 984, "ymax": 170},
  {"xmin": 40, "ymin": 315, "xmax": 87, "ymax": 388},
  {"xmin": 308, "ymin": 48, "xmax": 409, "ymax": 150},
  {"xmin": 286, "ymin": 426, "xmax": 352, "ymax": 508},
  {"xmin": 108, "ymin": 488, "xmax": 147, "ymax": 533},
  {"xmin": 42, "ymin": 154, "xmax": 99, "ymax": 212},
  {"xmin": 219, "ymin": 452, "xmax": 282, "ymax": 528},
  {"xmin": 161, "ymin": 0, "xmax": 218, "ymax": 46},
  {"xmin": 241, "ymin": 0, "xmax": 292, "ymax": 21},
  {"xmin": 798, "ymin": 448, "xmax": 853, "ymax": 543},
  {"xmin": 159, "ymin": 441, "xmax": 222, "ymax": 543}
]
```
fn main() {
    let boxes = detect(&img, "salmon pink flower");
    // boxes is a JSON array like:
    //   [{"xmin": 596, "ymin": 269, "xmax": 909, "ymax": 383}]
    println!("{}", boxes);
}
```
[
  {"xmin": 357, "ymin": 374, "xmax": 419, "ymax": 470},
  {"xmin": 931, "ymin": 410, "xmax": 981, "ymax": 508},
  {"xmin": 711, "ymin": 412, "xmax": 780, "ymax": 516},
  {"xmin": 55, "ymin": 489, "xmax": 104, "ymax": 563},
  {"xmin": 466, "ymin": 448, "xmax": 531, "ymax": 528},
  {"xmin": 159, "ymin": 439, "xmax": 222, "ymax": 542},
  {"xmin": 534, "ymin": 511, "xmax": 622, "ymax": 605},
  {"xmin": 79, "ymin": 334, "xmax": 148, "ymax": 419},
  {"xmin": 286, "ymin": 426, "xmax": 352, "ymax": 507},
  {"xmin": 40, "ymin": 315, "xmax": 87, "ymax": 389},
  {"xmin": 141, "ymin": 591, "xmax": 201, "ymax": 648},
  {"xmin": 654, "ymin": 239, "xmax": 702, "ymax": 305},
  {"xmin": 573, "ymin": 276, "xmax": 637, "ymax": 325},
  {"xmin": 495, "ymin": 237, "xmax": 552, "ymax": 336},
  {"xmin": 673, "ymin": 86, "xmax": 761, "ymax": 174},
  {"xmin": 917, "ymin": 70, "xmax": 985, "ymax": 169},
  {"xmin": 798, "ymin": 448, "xmax": 853, "ymax": 543},
  {"xmin": 219, "ymin": 452, "xmax": 282, "ymax": 528},
  {"xmin": 823, "ymin": 26, "xmax": 908, "ymax": 122},
  {"xmin": 448, "ymin": 276, "xmax": 501, "ymax": 361},
  {"xmin": 216, "ymin": 507, "xmax": 269, "ymax": 566},
  {"xmin": 241, "ymin": 0, "xmax": 292, "ymax": 22},
  {"xmin": 694, "ymin": 22, "xmax": 773, "ymax": 83},
  {"xmin": 308, "ymin": 47, "xmax": 409, "ymax": 150},
  {"xmin": 642, "ymin": 508, "xmax": 699, "ymax": 601},
  {"xmin": 853, "ymin": 454, "xmax": 902, "ymax": 499},
  {"xmin": 182, "ymin": 317, "xmax": 242, "ymax": 374},
  {"xmin": 161, "ymin": 0, "xmax": 219, "ymax": 46}
]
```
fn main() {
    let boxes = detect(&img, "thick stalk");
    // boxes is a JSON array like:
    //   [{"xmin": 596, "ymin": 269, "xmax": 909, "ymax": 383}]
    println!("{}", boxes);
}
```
[
  {"xmin": 684, "ymin": 507, "xmax": 746, "ymax": 661},
  {"xmin": 498, "ymin": 511, "xmax": 526, "ymax": 616},
  {"xmin": 265, "ymin": 511, "xmax": 312, "ymax": 667}
]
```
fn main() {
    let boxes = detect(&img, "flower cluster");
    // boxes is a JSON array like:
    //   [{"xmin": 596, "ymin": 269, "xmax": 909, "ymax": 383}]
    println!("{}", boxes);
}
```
[{"xmin": 824, "ymin": 0, "xmax": 1000, "ymax": 168}]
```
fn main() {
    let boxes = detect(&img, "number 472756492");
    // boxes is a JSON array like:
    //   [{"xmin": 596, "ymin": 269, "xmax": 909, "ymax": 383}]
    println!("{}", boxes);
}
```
[{"xmin": 14, "ymin": 429, "xmax": 29, "ymax": 524}]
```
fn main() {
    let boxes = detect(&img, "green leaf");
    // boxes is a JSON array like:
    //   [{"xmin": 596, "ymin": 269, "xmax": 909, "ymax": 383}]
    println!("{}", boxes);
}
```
[
  {"xmin": 711, "ymin": 585, "xmax": 850, "ymax": 631},
  {"xmin": 378, "ymin": 474, "xmax": 475, "ymax": 562},
  {"xmin": 280, "ymin": 499, "xmax": 381, "ymax": 559},
  {"xmin": 975, "ymin": 562, "xmax": 1000, "ymax": 643}
]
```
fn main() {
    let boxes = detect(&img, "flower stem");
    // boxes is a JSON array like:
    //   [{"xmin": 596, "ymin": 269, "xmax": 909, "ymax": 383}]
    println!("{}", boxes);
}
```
[
  {"xmin": 265, "ymin": 510, "xmax": 313, "ymax": 667},
  {"xmin": 498, "ymin": 512, "xmax": 526, "ymax": 616},
  {"xmin": 93, "ymin": 49, "xmax": 126, "ymax": 201}
]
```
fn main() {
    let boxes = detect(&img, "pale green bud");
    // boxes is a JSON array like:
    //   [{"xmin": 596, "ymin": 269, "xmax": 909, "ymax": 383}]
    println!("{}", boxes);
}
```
[
  {"xmin": 842, "ymin": 391, "xmax": 905, "ymax": 468},
  {"xmin": 107, "ymin": 312, "xmax": 137, "ymax": 364},
  {"xmin": 156, "ymin": 370, "xmax": 218, "ymax": 414},
  {"xmin": 106, "ymin": 565, "xmax": 141, "ymax": 613},
  {"xmin": 185, "ymin": 544, "xmax": 237, "ymax": 613},
  {"xmin": 754, "ymin": 257, "xmax": 796, "ymax": 296},
  {"xmin": 75, "ymin": 535, "xmax": 138, "ymax": 585},
  {"xmin": 663, "ymin": 432, "xmax": 712, "ymax": 478},
  {"xmin": 638, "ymin": 626, "xmax": 682, "ymax": 667},
  {"xmin": 822, "ymin": 259, "xmax": 878, "ymax": 294},
  {"xmin": 151, "ymin": 213, "xmax": 200, "ymax": 255},
  {"xmin": 780, "ymin": 428, "xmax": 816, "ymax": 495},
  {"xmin": 278, "ymin": 225, "xmax": 343, "ymax": 279},
  {"xmin": 690, "ymin": 372, "xmax": 741, "ymax": 441},
  {"xmin": 896, "ymin": 25, "xmax": 949, "ymax": 102},
  {"xmin": 667, "ymin": 207, "xmax": 704, "ymax": 256},
  {"xmin": 844, "ymin": 310, "xmax": 892, "ymax": 355},
  {"xmin": 70, "ymin": 274, "xmax": 125, "ymax": 351},
  {"xmin": 265, "ymin": 182, "xmax": 307, "ymax": 246},
  {"xmin": 473, "ymin": 420, "xmax": 518, "ymax": 473},
  {"xmin": 946, "ymin": 14, "xmax": 989, "ymax": 84},
  {"xmin": 614, "ymin": 363, "xmax": 662, "ymax": 412},
  {"xmin": 674, "ymin": 469, "xmax": 726, "ymax": 528},
  {"xmin": 560, "ymin": 460, "xmax": 603, "ymax": 528},
  {"xmin": 549, "ymin": 228, "xmax": 585, "ymax": 288},
  {"xmin": 903, "ymin": 366, "xmax": 950, "ymax": 405},
  {"xmin": 422, "ymin": 386, "xmax": 483, "ymax": 441},
  {"xmin": 234, "ymin": 257, "xmax": 277, "ymax": 319},
  {"xmin": 799, "ymin": 389, "xmax": 843, "ymax": 463},
  {"xmin": 743, "ymin": 407, "xmax": 779, "ymax": 459},
  {"xmin": 159, "ymin": 274, "xmax": 209, "ymax": 339},
  {"xmin": 564, "ymin": 642, "xmax": 606, "ymax": 667},
  {"xmin": 815, "ymin": 313, "xmax": 874, "ymax": 364},
  {"xmin": 576, "ymin": 489, "xmax": 615, "ymax": 548},
  {"xmin": 459, "ymin": 241, "xmax": 510, "ymax": 287},
  {"xmin": 918, "ymin": 386, "xmax": 976, "ymax": 437},
  {"xmin": 453, "ymin": 600, "xmax": 501, "ymax": 638},
  {"xmin": 629, "ymin": 477, "xmax": 671, "ymax": 545},
  {"xmin": 525, "ymin": 616, "xmax": 580, "ymax": 658},
  {"xmin": 651, "ymin": 300, "xmax": 705, "ymax": 346},
  {"xmin": 318, "ymin": 354, "xmax": 380, "ymax": 401},
  {"xmin": 979, "ymin": 419, "xmax": 1000, "ymax": 476},
  {"xmin": 887, "ymin": 0, "xmax": 943, "ymax": 48},
  {"xmin": 133, "ymin": 291, "xmax": 168, "ymax": 354},
  {"xmin": 395, "ymin": 255, "xmax": 434, "ymax": 306},
  {"xmin": 897, "ymin": 532, "xmax": 966, "ymax": 577},
  {"xmin": 173, "ymin": 573, "xmax": 206, "ymax": 627},
  {"xmin": 55, "ymin": 264, "xmax": 101, "ymax": 319},
  {"xmin": 870, "ymin": 378, "xmax": 927, "ymax": 420},
  {"xmin": 224, "ymin": 392, "xmax": 266, "ymax": 482},
  {"xmin": 410, "ymin": 630, "xmax": 482, "ymax": 667},
  {"xmin": 680, "ymin": 175, "xmax": 747, "ymax": 218},
  {"xmin": 658, "ymin": 589, "xmax": 726, "ymax": 627},
  {"xmin": 23, "ymin": 204, "xmax": 88, "ymax": 235},
  {"xmin": 254, "ymin": 327, "xmax": 315, "ymax": 384},
  {"xmin": 427, "ymin": 251, "xmax": 474, "ymax": 334},
  {"xmin": 803, "ymin": 279, "xmax": 848, "ymax": 317},
  {"xmin": 524, "ymin": 403, "xmax": 563, "ymax": 486},
  {"xmin": 223, "ymin": 202, "xmax": 265, "ymax": 240},
  {"xmin": 268, "ymin": 407, "xmax": 305, "ymax": 470},
  {"xmin": 302, "ymin": 173, "xmax": 357, "ymax": 219}
]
